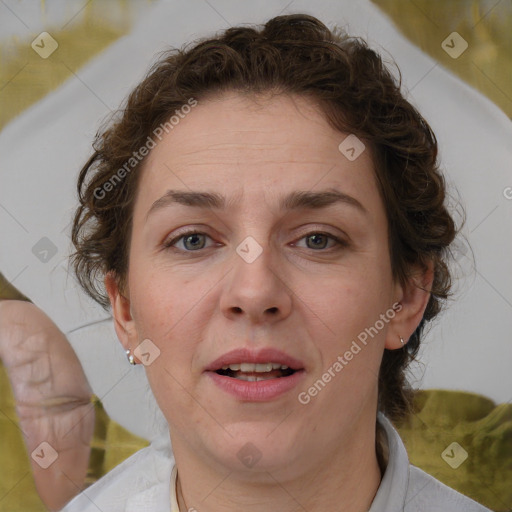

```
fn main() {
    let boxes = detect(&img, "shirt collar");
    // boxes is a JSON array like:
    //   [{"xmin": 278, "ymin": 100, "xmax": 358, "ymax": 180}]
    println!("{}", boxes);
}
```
[
  {"xmin": 124, "ymin": 440, "xmax": 175, "ymax": 512},
  {"xmin": 369, "ymin": 412, "xmax": 410, "ymax": 511}
]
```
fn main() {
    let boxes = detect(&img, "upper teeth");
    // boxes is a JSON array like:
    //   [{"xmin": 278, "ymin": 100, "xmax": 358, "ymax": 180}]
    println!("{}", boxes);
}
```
[{"xmin": 221, "ymin": 363, "xmax": 289, "ymax": 372}]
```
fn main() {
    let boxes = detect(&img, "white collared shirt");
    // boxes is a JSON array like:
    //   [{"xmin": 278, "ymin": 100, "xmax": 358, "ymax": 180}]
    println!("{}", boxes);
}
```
[{"xmin": 60, "ymin": 413, "xmax": 490, "ymax": 512}]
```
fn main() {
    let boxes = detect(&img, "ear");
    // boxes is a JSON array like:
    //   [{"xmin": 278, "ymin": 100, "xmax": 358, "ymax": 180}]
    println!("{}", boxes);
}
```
[
  {"xmin": 105, "ymin": 272, "xmax": 140, "ymax": 360},
  {"xmin": 385, "ymin": 259, "xmax": 434, "ymax": 350}
]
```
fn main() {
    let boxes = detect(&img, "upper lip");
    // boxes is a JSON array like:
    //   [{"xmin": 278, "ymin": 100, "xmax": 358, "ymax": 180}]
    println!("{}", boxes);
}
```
[{"xmin": 204, "ymin": 348, "xmax": 305, "ymax": 372}]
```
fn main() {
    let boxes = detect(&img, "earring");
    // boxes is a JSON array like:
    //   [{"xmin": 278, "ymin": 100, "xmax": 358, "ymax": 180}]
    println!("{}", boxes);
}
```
[
  {"xmin": 399, "ymin": 336, "xmax": 405, "ymax": 345},
  {"xmin": 126, "ymin": 349, "xmax": 136, "ymax": 365}
]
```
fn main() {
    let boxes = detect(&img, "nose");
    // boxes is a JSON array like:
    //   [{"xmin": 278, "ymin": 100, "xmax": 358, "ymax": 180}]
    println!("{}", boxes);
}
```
[{"xmin": 220, "ymin": 239, "xmax": 292, "ymax": 325}]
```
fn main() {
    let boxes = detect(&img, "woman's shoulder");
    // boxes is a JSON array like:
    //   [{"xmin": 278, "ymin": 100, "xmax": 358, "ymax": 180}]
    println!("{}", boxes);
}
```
[
  {"xmin": 405, "ymin": 465, "xmax": 491, "ymax": 512},
  {"xmin": 59, "ymin": 439, "xmax": 175, "ymax": 512}
]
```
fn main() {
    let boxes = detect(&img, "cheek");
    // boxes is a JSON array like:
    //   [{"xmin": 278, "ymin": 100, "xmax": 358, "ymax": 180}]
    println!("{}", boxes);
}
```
[
  {"xmin": 305, "ymin": 261, "xmax": 393, "ymax": 376},
  {"xmin": 128, "ymin": 262, "xmax": 187, "ymax": 334},
  {"xmin": 311, "ymin": 273, "xmax": 391, "ymax": 397},
  {"xmin": 128, "ymin": 264, "xmax": 205, "ymax": 369},
  {"xmin": 312, "ymin": 263, "xmax": 391, "ymax": 329},
  {"xmin": 144, "ymin": 363, "xmax": 198, "ymax": 434}
]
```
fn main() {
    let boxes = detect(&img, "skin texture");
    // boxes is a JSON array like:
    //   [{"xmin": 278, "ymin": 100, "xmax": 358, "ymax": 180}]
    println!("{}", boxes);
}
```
[
  {"xmin": 106, "ymin": 92, "xmax": 433, "ymax": 512},
  {"xmin": 0, "ymin": 300, "xmax": 94, "ymax": 511}
]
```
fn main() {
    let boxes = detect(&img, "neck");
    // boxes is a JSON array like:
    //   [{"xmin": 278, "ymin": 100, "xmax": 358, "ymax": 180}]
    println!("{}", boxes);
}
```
[{"xmin": 172, "ymin": 415, "xmax": 383, "ymax": 512}]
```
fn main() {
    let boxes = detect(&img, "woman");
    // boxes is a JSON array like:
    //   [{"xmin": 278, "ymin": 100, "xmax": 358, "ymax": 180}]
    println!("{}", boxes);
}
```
[{"xmin": 61, "ymin": 13, "xmax": 489, "ymax": 512}]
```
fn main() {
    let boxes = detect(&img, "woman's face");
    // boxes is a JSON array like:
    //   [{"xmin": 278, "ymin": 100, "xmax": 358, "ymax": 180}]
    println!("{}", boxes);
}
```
[{"xmin": 108, "ymin": 92, "xmax": 416, "ymax": 476}]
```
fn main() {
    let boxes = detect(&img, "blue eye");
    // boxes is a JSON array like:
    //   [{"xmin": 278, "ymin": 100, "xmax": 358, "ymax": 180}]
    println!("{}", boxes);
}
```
[
  {"xmin": 164, "ymin": 231, "xmax": 212, "ymax": 251},
  {"xmin": 296, "ymin": 232, "xmax": 342, "ymax": 250}
]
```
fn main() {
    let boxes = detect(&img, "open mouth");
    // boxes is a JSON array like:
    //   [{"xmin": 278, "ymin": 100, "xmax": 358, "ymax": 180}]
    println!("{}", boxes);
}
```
[
  {"xmin": 206, "ymin": 351, "xmax": 305, "ymax": 400},
  {"xmin": 215, "ymin": 363, "xmax": 297, "ymax": 381}
]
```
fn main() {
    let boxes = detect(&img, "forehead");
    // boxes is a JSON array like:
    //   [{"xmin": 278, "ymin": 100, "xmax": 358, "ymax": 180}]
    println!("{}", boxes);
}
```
[
  {"xmin": 134, "ymin": 92, "xmax": 381, "ymax": 215},
  {"xmin": 147, "ymin": 92, "xmax": 354, "ymax": 166}
]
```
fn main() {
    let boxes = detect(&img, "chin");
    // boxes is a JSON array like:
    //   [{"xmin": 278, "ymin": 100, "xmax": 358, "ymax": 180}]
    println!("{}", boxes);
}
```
[{"xmin": 209, "ymin": 424, "xmax": 302, "ymax": 473}]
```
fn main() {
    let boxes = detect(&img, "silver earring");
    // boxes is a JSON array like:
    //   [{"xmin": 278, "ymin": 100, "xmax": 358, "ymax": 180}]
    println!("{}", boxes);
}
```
[
  {"xmin": 399, "ymin": 336, "xmax": 405, "ymax": 345},
  {"xmin": 126, "ymin": 349, "xmax": 136, "ymax": 365}
]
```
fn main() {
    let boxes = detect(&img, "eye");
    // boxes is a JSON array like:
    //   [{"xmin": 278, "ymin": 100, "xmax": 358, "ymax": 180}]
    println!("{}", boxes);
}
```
[
  {"xmin": 293, "ymin": 232, "xmax": 347, "ymax": 251},
  {"xmin": 163, "ymin": 231, "xmax": 214, "ymax": 252}
]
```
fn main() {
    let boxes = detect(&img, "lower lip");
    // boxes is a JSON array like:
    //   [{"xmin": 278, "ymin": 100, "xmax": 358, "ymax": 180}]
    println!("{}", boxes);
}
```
[{"xmin": 206, "ymin": 371, "xmax": 305, "ymax": 401}]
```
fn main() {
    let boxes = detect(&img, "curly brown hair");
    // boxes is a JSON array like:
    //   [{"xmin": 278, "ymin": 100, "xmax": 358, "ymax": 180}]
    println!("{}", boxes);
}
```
[{"xmin": 71, "ymin": 13, "xmax": 458, "ymax": 422}]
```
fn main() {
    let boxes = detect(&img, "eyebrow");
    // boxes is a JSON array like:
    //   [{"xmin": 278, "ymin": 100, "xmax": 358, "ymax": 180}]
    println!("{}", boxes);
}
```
[{"xmin": 146, "ymin": 188, "xmax": 368, "ymax": 221}]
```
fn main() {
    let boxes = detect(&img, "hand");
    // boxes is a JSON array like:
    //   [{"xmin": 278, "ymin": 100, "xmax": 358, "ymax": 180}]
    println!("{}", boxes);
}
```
[{"xmin": 0, "ymin": 300, "xmax": 95, "ymax": 511}]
